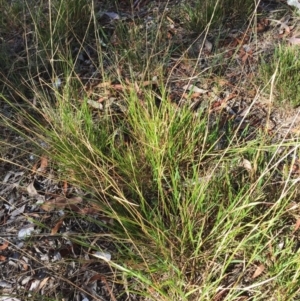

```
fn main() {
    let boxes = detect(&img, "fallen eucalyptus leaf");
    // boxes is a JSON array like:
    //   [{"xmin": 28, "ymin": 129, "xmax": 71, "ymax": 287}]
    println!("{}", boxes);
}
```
[
  {"xmin": 252, "ymin": 263, "xmax": 265, "ymax": 279},
  {"xmin": 182, "ymin": 84, "xmax": 208, "ymax": 94},
  {"xmin": 27, "ymin": 182, "xmax": 38, "ymax": 196},
  {"xmin": 18, "ymin": 224, "xmax": 35, "ymax": 240},
  {"xmin": 92, "ymin": 251, "xmax": 111, "ymax": 262},
  {"xmin": 87, "ymin": 99, "xmax": 103, "ymax": 110}
]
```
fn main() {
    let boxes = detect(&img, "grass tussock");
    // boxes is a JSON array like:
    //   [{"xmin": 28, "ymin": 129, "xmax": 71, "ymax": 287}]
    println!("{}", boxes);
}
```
[
  {"xmin": 2, "ymin": 0, "xmax": 300, "ymax": 300},
  {"xmin": 183, "ymin": 0, "xmax": 255, "ymax": 33},
  {"xmin": 260, "ymin": 44, "xmax": 300, "ymax": 107}
]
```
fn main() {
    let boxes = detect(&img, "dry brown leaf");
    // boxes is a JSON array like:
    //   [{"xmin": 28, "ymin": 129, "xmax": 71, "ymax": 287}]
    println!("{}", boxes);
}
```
[
  {"xmin": 252, "ymin": 263, "xmax": 265, "ymax": 279},
  {"xmin": 63, "ymin": 181, "xmax": 68, "ymax": 195},
  {"xmin": 216, "ymin": 78, "xmax": 229, "ymax": 87},
  {"xmin": 67, "ymin": 204, "xmax": 82, "ymax": 213},
  {"xmin": 21, "ymin": 261, "xmax": 29, "ymax": 270},
  {"xmin": 87, "ymin": 99, "xmax": 103, "ymax": 109},
  {"xmin": 32, "ymin": 162, "xmax": 38, "ymax": 173},
  {"xmin": 77, "ymin": 207, "xmax": 99, "ymax": 215},
  {"xmin": 111, "ymin": 84, "xmax": 124, "ymax": 90},
  {"xmin": 183, "ymin": 84, "xmax": 208, "ymax": 94},
  {"xmin": 143, "ymin": 80, "xmax": 158, "ymax": 87},
  {"xmin": 241, "ymin": 52, "xmax": 249, "ymax": 63},
  {"xmin": 0, "ymin": 241, "xmax": 9, "ymax": 250},
  {"xmin": 27, "ymin": 182, "xmax": 38, "ymax": 196},
  {"xmin": 41, "ymin": 196, "xmax": 82, "ymax": 212},
  {"xmin": 182, "ymin": 92, "xmax": 203, "ymax": 99},
  {"xmin": 38, "ymin": 277, "xmax": 50, "ymax": 290},
  {"xmin": 51, "ymin": 218, "xmax": 64, "ymax": 235},
  {"xmin": 97, "ymin": 96, "xmax": 108, "ymax": 102},
  {"xmin": 257, "ymin": 18, "xmax": 268, "ymax": 33},
  {"xmin": 88, "ymin": 273, "xmax": 103, "ymax": 283},
  {"xmin": 39, "ymin": 155, "xmax": 48, "ymax": 172},
  {"xmin": 293, "ymin": 218, "xmax": 300, "ymax": 233},
  {"xmin": 212, "ymin": 288, "xmax": 227, "ymax": 301},
  {"xmin": 95, "ymin": 81, "xmax": 111, "ymax": 88},
  {"xmin": 242, "ymin": 158, "xmax": 252, "ymax": 171}
]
